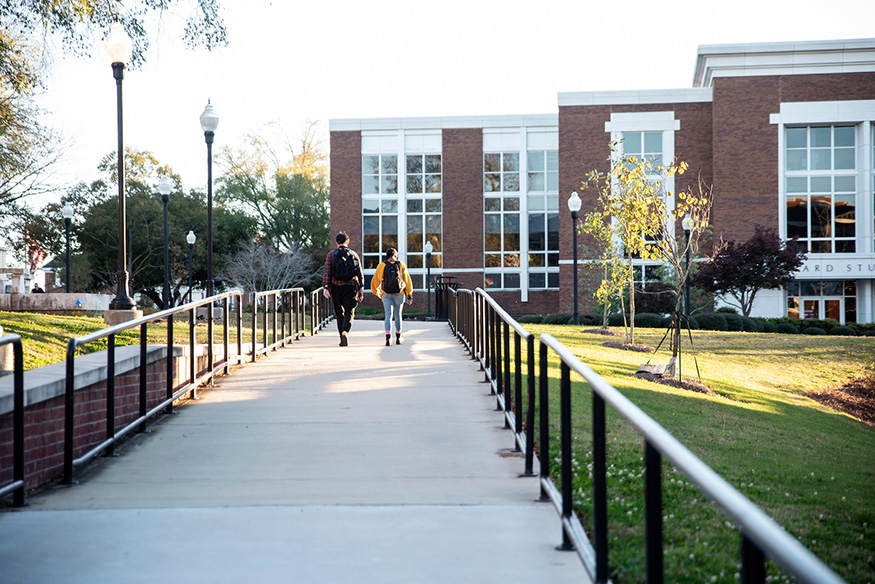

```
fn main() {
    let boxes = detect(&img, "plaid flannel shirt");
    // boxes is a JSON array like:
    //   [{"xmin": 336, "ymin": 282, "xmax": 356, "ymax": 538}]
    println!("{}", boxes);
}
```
[{"xmin": 323, "ymin": 245, "xmax": 364, "ymax": 288}]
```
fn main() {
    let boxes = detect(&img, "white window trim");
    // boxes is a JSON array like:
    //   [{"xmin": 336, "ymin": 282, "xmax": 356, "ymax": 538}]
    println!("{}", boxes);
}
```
[
  {"xmin": 604, "ymin": 111, "xmax": 680, "ymax": 267},
  {"xmin": 770, "ymin": 100, "xmax": 875, "ymax": 255}
]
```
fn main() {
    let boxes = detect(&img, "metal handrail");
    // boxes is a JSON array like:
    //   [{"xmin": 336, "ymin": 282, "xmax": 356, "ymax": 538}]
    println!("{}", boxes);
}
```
[
  {"xmin": 310, "ymin": 286, "xmax": 334, "ymax": 334},
  {"xmin": 63, "ymin": 290, "xmax": 245, "ymax": 484},
  {"xmin": 447, "ymin": 287, "xmax": 845, "ymax": 584},
  {"xmin": 0, "ymin": 334, "xmax": 25, "ymax": 506},
  {"xmin": 249, "ymin": 288, "xmax": 307, "ymax": 362}
]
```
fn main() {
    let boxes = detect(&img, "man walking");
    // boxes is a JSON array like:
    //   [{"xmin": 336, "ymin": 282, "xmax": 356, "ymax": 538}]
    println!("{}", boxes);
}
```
[{"xmin": 322, "ymin": 231, "xmax": 365, "ymax": 346}]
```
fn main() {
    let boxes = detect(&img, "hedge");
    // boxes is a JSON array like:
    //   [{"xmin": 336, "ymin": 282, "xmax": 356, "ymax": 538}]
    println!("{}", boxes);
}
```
[
  {"xmin": 516, "ymin": 315, "xmax": 543, "ymax": 324},
  {"xmin": 829, "ymin": 326, "xmax": 856, "ymax": 336},
  {"xmin": 543, "ymin": 312, "xmax": 573, "ymax": 325},
  {"xmin": 695, "ymin": 313, "xmax": 729, "ymax": 331},
  {"xmin": 802, "ymin": 327, "xmax": 827, "ymax": 335},
  {"xmin": 776, "ymin": 323, "xmax": 800, "ymax": 334}
]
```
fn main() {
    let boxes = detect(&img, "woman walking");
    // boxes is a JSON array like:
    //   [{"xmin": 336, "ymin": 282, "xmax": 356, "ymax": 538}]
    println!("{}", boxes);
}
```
[{"xmin": 370, "ymin": 248, "xmax": 414, "ymax": 346}]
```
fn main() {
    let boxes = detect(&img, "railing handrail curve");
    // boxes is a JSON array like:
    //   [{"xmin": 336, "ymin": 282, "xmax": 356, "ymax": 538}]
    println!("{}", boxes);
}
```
[{"xmin": 67, "ymin": 289, "xmax": 244, "ymax": 349}]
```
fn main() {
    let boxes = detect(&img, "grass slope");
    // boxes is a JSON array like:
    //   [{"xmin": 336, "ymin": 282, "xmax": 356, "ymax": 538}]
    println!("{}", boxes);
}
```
[{"xmin": 525, "ymin": 325, "xmax": 874, "ymax": 584}]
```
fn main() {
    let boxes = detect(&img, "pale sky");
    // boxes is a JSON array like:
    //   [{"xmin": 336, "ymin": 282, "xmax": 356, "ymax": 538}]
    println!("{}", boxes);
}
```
[{"xmin": 32, "ymin": 0, "xmax": 875, "ymax": 205}]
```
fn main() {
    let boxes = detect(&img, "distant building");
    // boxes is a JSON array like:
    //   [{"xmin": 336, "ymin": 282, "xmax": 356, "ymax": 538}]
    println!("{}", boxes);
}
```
[{"xmin": 329, "ymin": 39, "xmax": 875, "ymax": 324}]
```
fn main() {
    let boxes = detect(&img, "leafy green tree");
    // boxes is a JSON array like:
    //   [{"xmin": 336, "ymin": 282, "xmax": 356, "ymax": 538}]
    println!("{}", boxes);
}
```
[
  {"xmin": 64, "ymin": 149, "xmax": 256, "ymax": 307},
  {"xmin": 0, "ymin": 1, "xmax": 227, "ymax": 216},
  {"xmin": 2, "ymin": 0, "xmax": 227, "ymax": 94},
  {"xmin": 217, "ymin": 122, "xmax": 330, "ymax": 255},
  {"xmin": 691, "ymin": 225, "xmax": 806, "ymax": 318}
]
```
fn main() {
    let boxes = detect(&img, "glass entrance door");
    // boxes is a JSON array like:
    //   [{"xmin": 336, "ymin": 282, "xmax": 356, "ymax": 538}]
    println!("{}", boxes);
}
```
[{"xmin": 800, "ymin": 297, "xmax": 844, "ymax": 321}]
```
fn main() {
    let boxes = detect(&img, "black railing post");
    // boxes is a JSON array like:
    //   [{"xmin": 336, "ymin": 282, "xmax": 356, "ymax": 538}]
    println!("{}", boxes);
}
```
[
  {"xmin": 236, "ymin": 293, "xmax": 243, "ymax": 365},
  {"xmin": 645, "ymin": 440, "xmax": 664, "ymax": 584},
  {"xmin": 272, "ymin": 293, "xmax": 277, "ymax": 350},
  {"xmin": 189, "ymin": 307, "xmax": 197, "ymax": 399},
  {"xmin": 11, "ymin": 336, "xmax": 25, "ymax": 506},
  {"xmin": 593, "ymin": 391, "xmax": 609, "ymax": 582},
  {"xmin": 502, "ymin": 320, "xmax": 511, "ymax": 421},
  {"xmin": 558, "ymin": 360, "xmax": 574, "ymax": 551},
  {"xmin": 492, "ymin": 308, "xmax": 500, "ymax": 397},
  {"xmin": 223, "ymin": 296, "xmax": 230, "ymax": 374},
  {"xmin": 139, "ymin": 324, "xmax": 148, "ymax": 433},
  {"xmin": 523, "ymin": 334, "xmax": 536, "ymax": 476},
  {"xmin": 63, "ymin": 340, "xmax": 76, "ymax": 484},
  {"xmin": 486, "ymin": 304, "xmax": 494, "ymax": 386},
  {"xmin": 207, "ymin": 300, "xmax": 214, "ymax": 384},
  {"xmin": 106, "ymin": 334, "xmax": 116, "ymax": 456},
  {"xmin": 538, "ymin": 340, "xmax": 550, "ymax": 501},
  {"xmin": 742, "ymin": 534, "xmax": 767, "ymax": 584},
  {"xmin": 252, "ymin": 295, "xmax": 258, "ymax": 362},
  {"xmin": 280, "ymin": 291, "xmax": 286, "ymax": 346},
  {"xmin": 513, "ymin": 331, "xmax": 523, "ymax": 450},
  {"xmin": 166, "ymin": 310, "xmax": 174, "ymax": 414}
]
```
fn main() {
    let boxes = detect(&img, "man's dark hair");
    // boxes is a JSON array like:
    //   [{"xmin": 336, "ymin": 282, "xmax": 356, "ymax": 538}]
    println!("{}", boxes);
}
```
[{"xmin": 336, "ymin": 231, "xmax": 349, "ymax": 245}]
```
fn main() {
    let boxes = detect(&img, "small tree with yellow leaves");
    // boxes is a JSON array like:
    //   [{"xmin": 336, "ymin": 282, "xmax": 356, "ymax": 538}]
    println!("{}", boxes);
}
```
[{"xmin": 581, "ymin": 141, "xmax": 710, "ymax": 356}]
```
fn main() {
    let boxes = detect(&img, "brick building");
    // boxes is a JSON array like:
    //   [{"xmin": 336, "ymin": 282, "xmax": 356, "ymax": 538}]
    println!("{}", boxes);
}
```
[{"xmin": 329, "ymin": 39, "xmax": 875, "ymax": 324}]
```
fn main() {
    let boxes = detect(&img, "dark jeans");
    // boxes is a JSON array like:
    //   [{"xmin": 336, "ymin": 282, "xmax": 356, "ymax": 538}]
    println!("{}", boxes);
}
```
[{"xmin": 330, "ymin": 284, "xmax": 358, "ymax": 335}]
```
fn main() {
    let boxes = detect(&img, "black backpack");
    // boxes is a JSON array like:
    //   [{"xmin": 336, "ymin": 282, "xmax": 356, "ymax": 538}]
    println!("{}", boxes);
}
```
[
  {"xmin": 332, "ymin": 248, "xmax": 358, "ymax": 281},
  {"xmin": 382, "ymin": 261, "xmax": 403, "ymax": 294}
]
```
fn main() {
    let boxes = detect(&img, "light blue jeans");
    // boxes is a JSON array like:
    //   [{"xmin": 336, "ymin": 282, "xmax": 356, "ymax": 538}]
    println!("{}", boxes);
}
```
[{"xmin": 382, "ymin": 293, "xmax": 406, "ymax": 334}]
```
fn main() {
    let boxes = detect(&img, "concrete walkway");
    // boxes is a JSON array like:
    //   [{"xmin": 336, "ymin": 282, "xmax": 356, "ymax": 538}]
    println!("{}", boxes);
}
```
[{"xmin": 0, "ymin": 320, "xmax": 588, "ymax": 584}]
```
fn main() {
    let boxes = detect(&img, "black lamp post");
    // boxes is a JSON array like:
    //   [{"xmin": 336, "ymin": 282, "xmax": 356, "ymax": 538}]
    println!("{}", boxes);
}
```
[
  {"xmin": 158, "ymin": 176, "xmax": 173, "ymax": 309},
  {"xmin": 186, "ymin": 230, "xmax": 196, "ymax": 303},
  {"xmin": 105, "ymin": 22, "xmax": 136, "ymax": 311},
  {"xmin": 568, "ymin": 192, "xmax": 582, "ymax": 326},
  {"xmin": 682, "ymin": 214, "xmax": 693, "ymax": 319},
  {"xmin": 199, "ymin": 101, "xmax": 219, "ymax": 299},
  {"xmin": 424, "ymin": 240, "xmax": 433, "ymax": 319},
  {"xmin": 62, "ymin": 203, "xmax": 73, "ymax": 293}
]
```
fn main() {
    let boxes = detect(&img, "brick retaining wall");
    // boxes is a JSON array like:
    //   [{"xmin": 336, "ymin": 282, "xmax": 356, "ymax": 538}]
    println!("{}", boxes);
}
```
[{"xmin": 0, "ymin": 346, "xmax": 212, "ymax": 496}]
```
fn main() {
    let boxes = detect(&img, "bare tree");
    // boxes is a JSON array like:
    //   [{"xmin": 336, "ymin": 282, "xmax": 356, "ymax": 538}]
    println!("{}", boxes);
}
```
[{"xmin": 219, "ymin": 241, "xmax": 314, "ymax": 294}]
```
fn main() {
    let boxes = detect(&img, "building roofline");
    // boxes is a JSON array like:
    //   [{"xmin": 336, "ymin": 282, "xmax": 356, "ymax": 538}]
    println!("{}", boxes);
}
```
[
  {"xmin": 558, "ymin": 88, "xmax": 713, "ymax": 107},
  {"xmin": 329, "ymin": 114, "xmax": 557, "ymax": 133},
  {"xmin": 693, "ymin": 38, "xmax": 875, "ymax": 87}
]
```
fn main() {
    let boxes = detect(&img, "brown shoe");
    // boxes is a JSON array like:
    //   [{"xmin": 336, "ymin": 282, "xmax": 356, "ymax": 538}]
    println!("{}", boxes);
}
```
[{"xmin": 340, "ymin": 334, "xmax": 348, "ymax": 347}]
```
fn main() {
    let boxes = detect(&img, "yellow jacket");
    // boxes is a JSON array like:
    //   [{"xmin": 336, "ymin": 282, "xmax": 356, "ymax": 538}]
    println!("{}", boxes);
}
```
[{"xmin": 370, "ymin": 259, "xmax": 414, "ymax": 298}]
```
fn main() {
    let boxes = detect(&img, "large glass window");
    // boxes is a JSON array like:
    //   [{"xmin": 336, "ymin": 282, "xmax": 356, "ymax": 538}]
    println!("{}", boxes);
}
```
[
  {"xmin": 622, "ymin": 131, "xmax": 663, "ymax": 168},
  {"xmin": 362, "ymin": 155, "xmax": 398, "ymax": 270},
  {"xmin": 484, "ymin": 152, "xmax": 520, "ymax": 193},
  {"xmin": 484, "ymin": 152, "xmax": 521, "ymax": 290},
  {"xmin": 406, "ymin": 154, "xmax": 442, "ymax": 290},
  {"xmin": 527, "ymin": 151, "xmax": 559, "ymax": 289},
  {"xmin": 784, "ymin": 125, "xmax": 857, "ymax": 253},
  {"xmin": 619, "ymin": 132, "xmax": 666, "ymax": 276}
]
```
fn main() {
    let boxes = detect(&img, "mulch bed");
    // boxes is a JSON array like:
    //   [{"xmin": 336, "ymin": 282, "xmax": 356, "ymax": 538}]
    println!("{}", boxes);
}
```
[
  {"xmin": 582, "ymin": 328, "xmax": 624, "ymax": 337},
  {"xmin": 805, "ymin": 370, "xmax": 875, "ymax": 427},
  {"xmin": 601, "ymin": 341, "xmax": 655, "ymax": 353},
  {"xmin": 633, "ymin": 371, "xmax": 716, "ymax": 396}
]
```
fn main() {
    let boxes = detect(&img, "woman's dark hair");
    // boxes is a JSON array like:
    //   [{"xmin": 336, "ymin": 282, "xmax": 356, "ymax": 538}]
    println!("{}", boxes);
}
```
[
  {"xmin": 336, "ymin": 231, "xmax": 349, "ymax": 245},
  {"xmin": 384, "ymin": 248, "xmax": 398, "ymax": 261}
]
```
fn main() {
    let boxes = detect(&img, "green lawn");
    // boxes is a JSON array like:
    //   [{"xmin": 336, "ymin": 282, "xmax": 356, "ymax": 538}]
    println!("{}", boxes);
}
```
[
  {"xmin": 524, "ymin": 325, "xmax": 874, "ymax": 583},
  {"xmin": 0, "ymin": 311, "xmax": 295, "ymax": 370}
]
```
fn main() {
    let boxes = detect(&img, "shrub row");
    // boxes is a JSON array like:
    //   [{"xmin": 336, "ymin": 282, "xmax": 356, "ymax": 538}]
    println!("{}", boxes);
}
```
[{"xmin": 521, "ymin": 311, "xmax": 874, "ymax": 336}]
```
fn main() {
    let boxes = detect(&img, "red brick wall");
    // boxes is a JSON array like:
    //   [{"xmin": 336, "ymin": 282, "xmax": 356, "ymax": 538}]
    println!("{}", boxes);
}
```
[
  {"xmin": 0, "ymin": 353, "xmax": 205, "ymax": 494},
  {"xmin": 711, "ymin": 72, "xmax": 875, "ymax": 244},
  {"xmin": 442, "ymin": 128, "xmax": 484, "ymax": 271},
  {"xmin": 329, "ymin": 131, "xmax": 363, "ymax": 255}
]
